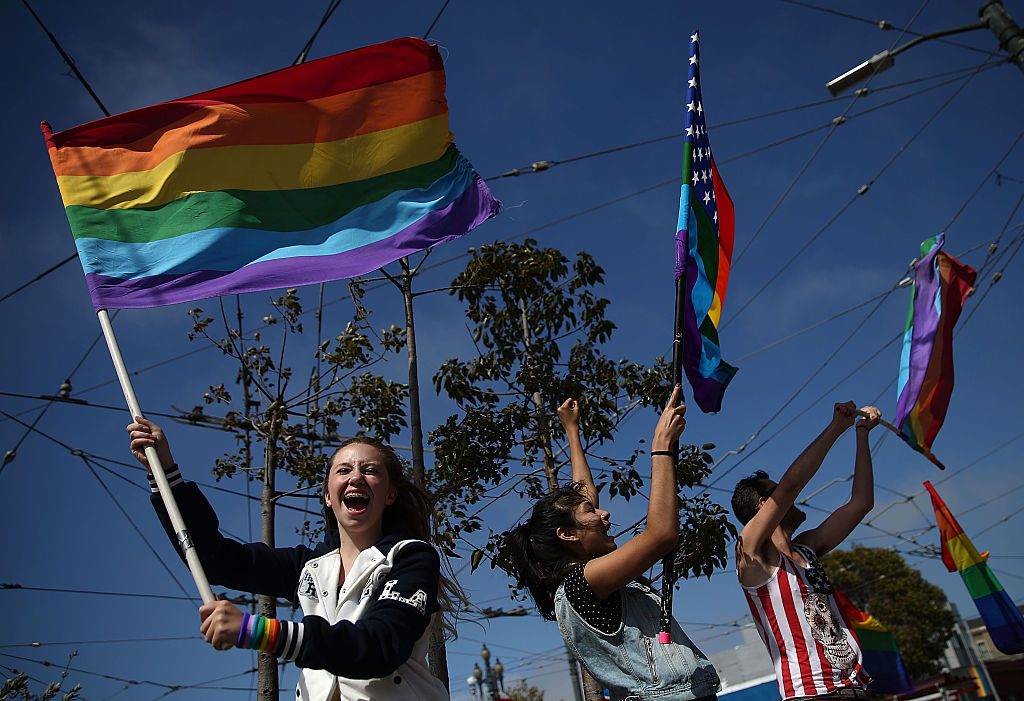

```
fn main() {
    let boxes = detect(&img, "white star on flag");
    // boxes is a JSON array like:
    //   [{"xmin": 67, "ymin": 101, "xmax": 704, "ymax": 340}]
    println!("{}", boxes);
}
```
[
  {"xmin": 689, "ymin": 54, "xmax": 698, "ymax": 66},
  {"xmin": 690, "ymin": 32, "xmax": 699, "ymax": 43},
  {"xmin": 703, "ymin": 190, "xmax": 711, "ymax": 205}
]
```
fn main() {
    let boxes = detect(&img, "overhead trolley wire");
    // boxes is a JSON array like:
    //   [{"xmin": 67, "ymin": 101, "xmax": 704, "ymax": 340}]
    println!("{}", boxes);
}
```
[
  {"xmin": 422, "ymin": 0, "xmax": 452, "ymax": 39},
  {"xmin": 723, "ymin": 55, "xmax": 996, "ymax": 331},
  {"xmin": 293, "ymin": 0, "xmax": 343, "ymax": 65},
  {"xmin": 19, "ymin": 0, "xmax": 110, "ymax": 116},
  {"xmin": 780, "ymin": 0, "xmax": 998, "ymax": 57}
]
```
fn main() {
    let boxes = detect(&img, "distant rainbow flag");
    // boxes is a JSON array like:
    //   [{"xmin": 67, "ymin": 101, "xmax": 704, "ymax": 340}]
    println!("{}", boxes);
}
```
[
  {"xmin": 894, "ymin": 235, "xmax": 975, "ymax": 469},
  {"xmin": 42, "ymin": 37, "xmax": 500, "ymax": 309},
  {"xmin": 833, "ymin": 589, "xmax": 914, "ymax": 693},
  {"xmin": 676, "ymin": 31, "xmax": 737, "ymax": 413},
  {"xmin": 925, "ymin": 480, "xmax": 1024, "ymax": 654}
]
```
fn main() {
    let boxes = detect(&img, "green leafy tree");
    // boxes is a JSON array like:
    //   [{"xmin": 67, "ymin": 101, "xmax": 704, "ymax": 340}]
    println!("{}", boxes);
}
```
[
  {"xmin": 183, "ymin": 288, "xmax": 407, "ymax": 700},
  {"xmin": 505, "ymin": 678, "xmax": 545, "ymax": 701},
  {"xmin": 431, "ymin": 239, "xmax": 734, "ymax": 581},
  {"xmin": 823, "ymin": 546, "xmax": 955, "ymax": 679}
]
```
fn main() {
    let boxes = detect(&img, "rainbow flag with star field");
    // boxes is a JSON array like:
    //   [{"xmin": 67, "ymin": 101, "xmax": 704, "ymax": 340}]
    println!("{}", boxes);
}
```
[
  {"xmin": 675, "ymin": 31, "xmax": 737, "ymax": 413},
  {"xmin": 893, "ymin": 235, "xmax": 975, "ymax": 469},
  {"xmin": 42, "ymin": 37, "xmax": 500, "ymax": 309},
  {"xmin": 926, "ymin": 480, "xmax": 1024, "ymax": 654}
]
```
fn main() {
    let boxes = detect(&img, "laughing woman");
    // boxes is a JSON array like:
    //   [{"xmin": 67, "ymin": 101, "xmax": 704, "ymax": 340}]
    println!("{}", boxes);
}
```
[{"xmin": 127, "ymin": 418, "xmax": 450, "ymax": 701}]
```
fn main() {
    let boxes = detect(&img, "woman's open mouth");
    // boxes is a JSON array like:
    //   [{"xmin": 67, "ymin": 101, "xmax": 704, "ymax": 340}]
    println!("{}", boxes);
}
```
[{"xmin": 343, "ymin": 491, "xmax": 370, "ymax": 515}]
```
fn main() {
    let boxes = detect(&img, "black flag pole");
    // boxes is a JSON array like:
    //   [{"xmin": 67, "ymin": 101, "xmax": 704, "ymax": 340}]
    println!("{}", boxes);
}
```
[{"xmin": 659, "ymin": 270, "xmax": 687, "ymax": 643}]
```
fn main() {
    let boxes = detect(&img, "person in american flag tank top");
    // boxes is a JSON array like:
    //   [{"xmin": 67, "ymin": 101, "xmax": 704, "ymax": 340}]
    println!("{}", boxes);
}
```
[{"xmin": 730, "ymin": 401, "xmax": 881, "ymax": 701}]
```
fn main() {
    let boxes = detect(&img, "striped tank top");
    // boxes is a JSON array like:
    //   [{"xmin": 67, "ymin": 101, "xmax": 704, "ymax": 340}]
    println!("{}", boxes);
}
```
[{"xmin": 741, "ymin": 543, "xmax": 870, "ymax": 699}]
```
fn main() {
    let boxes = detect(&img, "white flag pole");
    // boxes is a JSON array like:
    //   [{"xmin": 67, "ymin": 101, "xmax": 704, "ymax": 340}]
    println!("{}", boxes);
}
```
[{"xmin": 97, "ymin": 308, "xmax": 215, "ymax": 604}]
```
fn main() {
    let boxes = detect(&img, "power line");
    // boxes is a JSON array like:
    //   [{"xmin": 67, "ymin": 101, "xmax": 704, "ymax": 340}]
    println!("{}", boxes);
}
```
[
  {"xmin": 0, "ymin": 637, "xmax": 197, "ymax": 650},
  {"xmin": 293, "ymin": 0, "xmax": 343, "ymax": 65},
  {"xmin": 721, "ymin": 0, "xmax": 932, "ymax": 266},
  {"xmin": 708, "ymin": 282, "xmax": 902, "ymax": 486},
  {"xmin": 20, "ymin": 0, "xmax": 110, "ymax": 116},
  {"xmin": 422, "ymin": 0, "xmax": 452, "ymax": 39},
  {"xmin": 0, "ymin": 252, "xmax": 78, "ymax": 306},
  {"xmin": 723, "ymin": 55, "xmax": 995, "ymax": 330},
  {"xmin": 779, "ymin": 0, "xmax": 997, "ymax": 57}
]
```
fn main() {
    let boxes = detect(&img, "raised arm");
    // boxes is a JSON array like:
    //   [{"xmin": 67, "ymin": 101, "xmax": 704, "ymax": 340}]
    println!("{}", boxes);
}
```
[
  {"xmin": 737, "ymin": 401, "xmax": 856, "ymax": 561},
  {"xmin": 795, "ymin": 406, "xmax": 879, "ymax": 556},
  {"xmin": 557, "ymin": 398, "xmax": 598, "ymax": 507},
  {"xmin": 584, "ymin": 385, "xmax": 685, "ymax": 600}
]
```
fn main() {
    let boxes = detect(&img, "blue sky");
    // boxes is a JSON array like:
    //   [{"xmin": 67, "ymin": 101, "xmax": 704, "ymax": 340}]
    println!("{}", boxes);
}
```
[{"xmin": 2, "ymin": 1, "xmax": 1023, "ymax": 700}]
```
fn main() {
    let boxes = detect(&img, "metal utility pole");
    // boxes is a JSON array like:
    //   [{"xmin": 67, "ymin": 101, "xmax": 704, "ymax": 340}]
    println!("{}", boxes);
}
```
[
  {"xmin": 826, "ymin": 0, "xmax": 1024, "ymax": 95},
  {"xmin": 950, "ymin": 603, "xmax": 1002, "ymax": 701},
  {"xmin": 566, "ymin": 643, "xmax": 585, "ymax": 701},
  {"xmin": 980, "ymin": 0, "xmax": 1024, "ymax": 73}
]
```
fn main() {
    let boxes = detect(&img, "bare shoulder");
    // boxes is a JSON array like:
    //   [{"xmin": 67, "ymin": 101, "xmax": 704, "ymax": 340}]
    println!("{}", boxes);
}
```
[{"xmin": 735, "ymin": 537, "xmax": 778, "ymax": 588}]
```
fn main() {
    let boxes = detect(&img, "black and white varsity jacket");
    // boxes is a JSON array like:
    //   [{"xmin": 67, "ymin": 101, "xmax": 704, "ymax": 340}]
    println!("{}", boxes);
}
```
[{"xmin": 150, "ymin": 467, "xmax": 448, "ymax": 701}]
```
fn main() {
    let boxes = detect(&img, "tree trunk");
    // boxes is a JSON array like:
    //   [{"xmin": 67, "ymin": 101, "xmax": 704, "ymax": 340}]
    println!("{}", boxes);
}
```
[
  {"xmin": 399, "ymin": 258, "xmax": 450, "ymax": 690},
  {"xmin": 522, "ymin": 300, "xmax": 601, "ymax": 701},
  {"xmin": 579, "ymin": 665, "xmax": 605, "ymax": 701},
  {"xmin": 518, "ymin": 300, "xmax": 559, "ymax": 492},
  {"xmin": 258, "ymin": 418, "xmax": 280, "ymax": 701}
]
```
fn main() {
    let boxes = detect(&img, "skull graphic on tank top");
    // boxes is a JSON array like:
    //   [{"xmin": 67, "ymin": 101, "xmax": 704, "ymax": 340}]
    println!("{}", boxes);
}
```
[{"xmin": 799, "ymin": 546, "xmax": 856, "ymax": 671}]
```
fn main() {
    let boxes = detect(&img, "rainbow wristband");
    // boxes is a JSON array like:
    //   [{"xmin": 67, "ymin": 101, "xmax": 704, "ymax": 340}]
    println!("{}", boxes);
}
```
[
  {"xmin": 251, "ymin": 615, "xmax": 267, "ymax": 651},
  {"xmin": 247, "ymin": 614, "xmax": 261, "ymax": 650},
  {"xmin": 237, "ymin": 612, "xmax": 251, "ymax": 648},
  {"xmin": 262, "ymin": 619, "xmax": 279, "ymax": 653}
]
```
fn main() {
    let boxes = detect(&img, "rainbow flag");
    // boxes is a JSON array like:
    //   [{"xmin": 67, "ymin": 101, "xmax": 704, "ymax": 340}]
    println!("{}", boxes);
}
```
[
  {"xmin": 676, "ymin": 31, "xmax": 737, "ymax": 413},
  {"xmin": 894, "ymin": 235, "xmax": 975, "ymax": 469},
  {"xmin": 41, "ymin": 37, "xmax": 500, "ymax": 309},
  {"xmin": 833, "ymin": 589, "xmax": 914, "ymax": 693},
  {"xmin": 925, "ymin": 480, "xmax": 1024, "ymax": 654}
]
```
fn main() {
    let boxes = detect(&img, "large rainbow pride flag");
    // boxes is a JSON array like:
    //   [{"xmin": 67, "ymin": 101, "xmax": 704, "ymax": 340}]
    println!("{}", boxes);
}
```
[
  {"xmin": 675, "ymin": 31, "xmax": 737, "ymax": 413},
  {"xmin": 833, "ymin": 589, "xmax": 914, "ymax": 693},
  {"xmin": 894, "ymin": 235, "xmax": 975, "ymax": 469},
  {"xmin": 42, "ymin": 37, "xmax": 500, "ymax": 309},
  {"xmin": 925, "ymin": 480, "xmax": 1024, "ymax": 654}
]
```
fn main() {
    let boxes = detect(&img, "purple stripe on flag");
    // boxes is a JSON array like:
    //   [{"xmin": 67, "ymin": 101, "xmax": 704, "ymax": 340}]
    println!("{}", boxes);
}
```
[
  {"xmin": 84, "ymin": 177, "xmax": 499, "ymax": 309},
  {"xmin": 681, "ymin": 227, "xmax": 731, "ymax": 412},
  {"xmin": 894, "ymin": 237, "xmax": 943, "ymax": 428}
]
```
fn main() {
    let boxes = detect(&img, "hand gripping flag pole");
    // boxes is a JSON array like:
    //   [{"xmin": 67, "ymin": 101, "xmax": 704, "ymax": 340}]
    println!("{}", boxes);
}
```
[
  {"xmin": 41, "ymin": 38, "xmax": 500, "ymax": 606},
  {"xmin": 97, "ymin": 309, "xmax": 215, "ymax": 604},
  {"xmin": 660, "ymin": 30, "xmax": 739, "ymax": 644}
]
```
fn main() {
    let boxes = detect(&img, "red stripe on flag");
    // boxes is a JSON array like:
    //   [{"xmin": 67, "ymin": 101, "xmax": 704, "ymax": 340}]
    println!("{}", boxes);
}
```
[
  {"xmin": 48, "ymin": 38, "xmax": 442, "ymax": 149},
  {"xmin": 710, "ymin": 159, "xmax": 735, "ymax": 304}
]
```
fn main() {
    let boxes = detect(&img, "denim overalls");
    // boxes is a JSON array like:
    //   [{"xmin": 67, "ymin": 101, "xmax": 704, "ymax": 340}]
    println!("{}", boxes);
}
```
[{"xmin": 555, "ymin": 578, "xmax": 721, "ymax": 701}]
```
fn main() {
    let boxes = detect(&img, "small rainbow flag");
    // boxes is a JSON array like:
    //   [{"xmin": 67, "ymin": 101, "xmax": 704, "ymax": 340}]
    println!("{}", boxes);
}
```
[
  {"xmin": 676, "ymin": 31, "xmax": 737, "ymax": 413},
  {"xmin": 925, "ymin": 480, "xmax": 1024, "ymax": 654},
  {"xmin": 42, "ymin": 37, "xmax": 500, "ymax": 309},
  {"xmin": 894, "ymin": 235, "xmax": 975, "ymax": 469},
  {"xmin": 833, "ymin": 589, "xmax": 914, "ymax": 693}
]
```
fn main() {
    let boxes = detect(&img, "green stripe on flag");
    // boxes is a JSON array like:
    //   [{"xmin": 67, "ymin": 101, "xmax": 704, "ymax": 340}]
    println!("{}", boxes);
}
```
[
  {"xmin": 961, "ymin": 562, "xmax": 1004, "ymax": 599},
  {"xmin": 854, "ymin": 627, "xmax": 899, "ymax": 653},
  {"xmin": 66, "ymin": 147, "xmax": 459, "ymax": 243}
]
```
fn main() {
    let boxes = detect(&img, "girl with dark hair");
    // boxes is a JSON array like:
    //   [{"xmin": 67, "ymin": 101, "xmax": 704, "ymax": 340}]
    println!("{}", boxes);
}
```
[
  {"xmin": 127, "ymin": 419, "xmax": 450, "ymax": 701},
  {"xmin": 504, "ymin": 386, "xmax": 720, "ymax": 701}
]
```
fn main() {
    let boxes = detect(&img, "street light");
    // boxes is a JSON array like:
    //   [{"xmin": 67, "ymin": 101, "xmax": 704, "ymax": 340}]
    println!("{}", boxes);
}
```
[
  {"xmin": 470, "ymin": 645, "xmax": 501, "ymax": 700},
  {"xmin": 493, "ymin": 659, "xmax": 505, "ymax": 694},
  {"xmin": 826, "ymin": 0, "xmax": 1024, "ymax": 95}
]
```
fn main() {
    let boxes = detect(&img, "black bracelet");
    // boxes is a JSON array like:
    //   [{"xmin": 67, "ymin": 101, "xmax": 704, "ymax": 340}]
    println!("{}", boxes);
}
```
[{"xmin": 650, "ymin": 450, "xmax": 677, "ymax": 458}]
